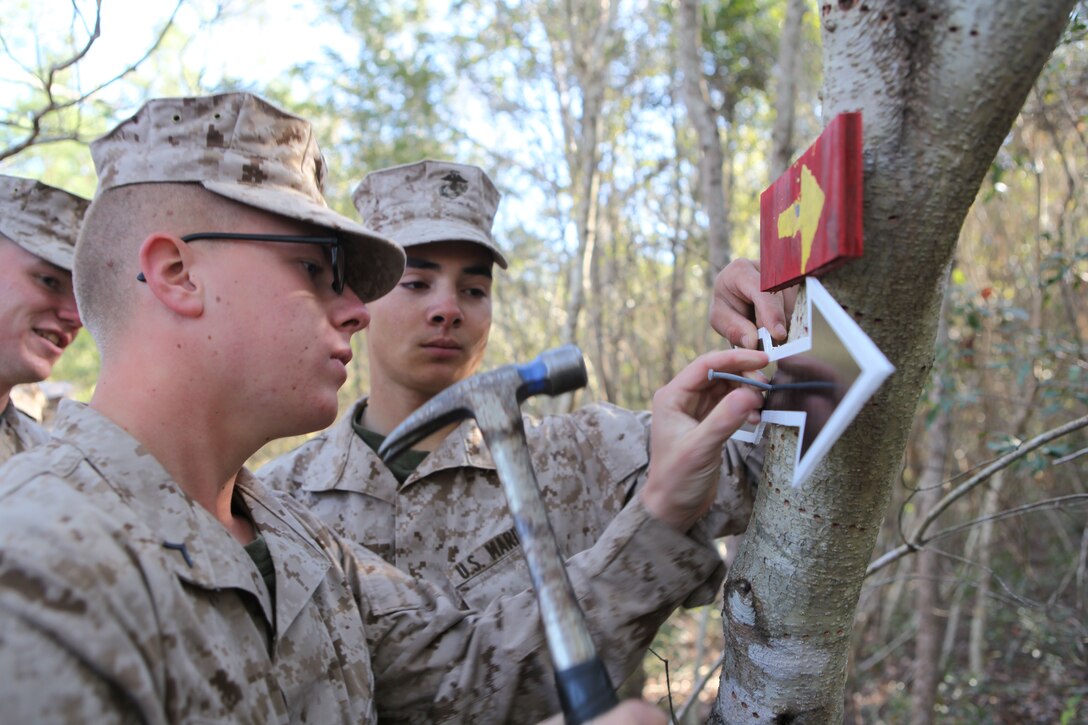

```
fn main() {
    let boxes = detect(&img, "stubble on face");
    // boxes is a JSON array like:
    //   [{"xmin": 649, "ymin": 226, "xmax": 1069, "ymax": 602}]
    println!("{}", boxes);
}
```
[
  {"xmin": 186, "ymin": 208, "xmax": 367, "ymax": 441},
  {"xmin": 0, "ymin": 238, "xmax": 79, "ymax": 393}
]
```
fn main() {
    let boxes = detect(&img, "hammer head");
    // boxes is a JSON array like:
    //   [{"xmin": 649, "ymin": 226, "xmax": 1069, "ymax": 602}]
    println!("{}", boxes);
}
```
[{"xmin": 378, "ymin": 344, "xmax": 587, "ymax": 462}]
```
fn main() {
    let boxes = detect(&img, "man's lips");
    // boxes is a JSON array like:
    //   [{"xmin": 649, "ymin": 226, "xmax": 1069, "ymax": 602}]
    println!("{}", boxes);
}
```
[
  {"xmin": 331, "ymin": 348, "xmax": 353, "ymax": 366},
  {"xmin": 421, "ymin": 338, "xmax": 462, "ymax": 351},
  {"xmin": 33, "ymin": 328, "xmax": 71, "ymax": 350}
]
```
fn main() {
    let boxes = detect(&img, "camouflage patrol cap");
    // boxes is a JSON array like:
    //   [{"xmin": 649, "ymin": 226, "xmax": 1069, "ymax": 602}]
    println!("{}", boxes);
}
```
[
  {"xmin": 352, "ymin": 159, "xmax": 507, "ymax": 268},
  {"xmin": 0, "ymin": 175, "xmax": 88, "ymax": 271},
  {"xmin": 90, "ymin": 92, "xmax": 405, "ymax": 302}
]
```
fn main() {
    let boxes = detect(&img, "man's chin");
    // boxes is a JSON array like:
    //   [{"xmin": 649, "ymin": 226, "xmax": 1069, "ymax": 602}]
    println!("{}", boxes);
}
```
[
  {"xmin": 419, "ymin": 373, "xmax": 472, "ymax": 398},
  {"xmin": 278, "ymin": 401, "xmax": 339, "ymax": 437},
  {"xmin": 7, "ymin": 357, "xmax": 54, "ymax": 388}
]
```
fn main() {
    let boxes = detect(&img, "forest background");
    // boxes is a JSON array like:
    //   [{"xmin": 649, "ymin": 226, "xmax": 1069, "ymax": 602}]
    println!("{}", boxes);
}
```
[{"xmin": 2, "ymin": 1, "xmax": 1085, "ymax": 722}]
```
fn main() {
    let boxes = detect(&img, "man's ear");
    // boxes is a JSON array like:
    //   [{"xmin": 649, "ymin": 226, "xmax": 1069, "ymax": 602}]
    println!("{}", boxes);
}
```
[{"xmin": 138, "ymin": 233, "xmax": 204, "ymax": 318}]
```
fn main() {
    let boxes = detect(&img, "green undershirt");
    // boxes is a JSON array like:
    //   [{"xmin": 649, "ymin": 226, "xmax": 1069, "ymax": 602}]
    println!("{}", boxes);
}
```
[
  {"xmin": 233, "ymin": 492, "xmax": 276, "ymax": 602},
  {"xmin": 243, "ymin": 535, "xmax": 276, "ymax": 602},
  {"xmin": 352, "ymin": 405, "xmax": 428, "ymax": 485}
]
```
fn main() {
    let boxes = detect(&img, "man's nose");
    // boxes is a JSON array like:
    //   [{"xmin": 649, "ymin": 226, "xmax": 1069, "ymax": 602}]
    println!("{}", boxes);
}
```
[
  {"xmin": 428, "ymin": 289, "xmax": 463, "ymax": 327},
  {"xmin": 58, "ymin": 293, "xmax": 82, "ymax": 330},
  {"xmin": 334, "ymin": 287, "xmax": 370, "ymax": 334}
]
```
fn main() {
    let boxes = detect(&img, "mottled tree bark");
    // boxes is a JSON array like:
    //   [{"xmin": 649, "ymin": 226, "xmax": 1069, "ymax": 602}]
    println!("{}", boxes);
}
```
[
  {"xmin": 910, "ymin": 304, "xmax": 952, "ymax": 725},
  {"xmin": 711, "ymin": 2, "xmax": 1078, "ymax": 722}
]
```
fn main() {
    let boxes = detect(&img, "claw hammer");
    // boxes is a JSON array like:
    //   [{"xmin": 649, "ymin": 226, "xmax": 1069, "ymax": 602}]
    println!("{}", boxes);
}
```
[{"xmin": 378, "ymin": 345, "xmax": 618, "ymax": 724}]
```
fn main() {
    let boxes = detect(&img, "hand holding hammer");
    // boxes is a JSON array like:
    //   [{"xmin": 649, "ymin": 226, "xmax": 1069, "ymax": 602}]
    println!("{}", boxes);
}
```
[
  {"xmin": 380, "ymin": 345, "xmax": 615, "ymax": 724},
  {"xmin": 380, "ymin": 345, "xmax": 768, "ymax": 723}
]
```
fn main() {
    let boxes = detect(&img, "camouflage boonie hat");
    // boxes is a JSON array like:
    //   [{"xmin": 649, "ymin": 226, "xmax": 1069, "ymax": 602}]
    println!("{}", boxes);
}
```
[
  {"xmin": 0, "ymin": 175, "xmax": 88, "ymax": 271},
  {"xmin": 90, "ymin": 92, "xmax": 405, "ymax": 301},
  {"xmin": 352, "ymin": 160, "xmax": 507, "ymax": 268}
]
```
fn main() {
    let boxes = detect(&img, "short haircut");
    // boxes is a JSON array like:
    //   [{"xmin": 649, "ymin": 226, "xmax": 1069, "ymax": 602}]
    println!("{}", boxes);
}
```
[{"xmin": 74, "ymin": 183, "xmax": 243, "ymax": 354}]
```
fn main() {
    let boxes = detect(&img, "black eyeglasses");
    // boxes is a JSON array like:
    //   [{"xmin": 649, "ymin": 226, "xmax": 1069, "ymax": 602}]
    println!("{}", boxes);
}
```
[{"xmin": 136, "ymin": 232, "xmax": 345, "ymax": 294}]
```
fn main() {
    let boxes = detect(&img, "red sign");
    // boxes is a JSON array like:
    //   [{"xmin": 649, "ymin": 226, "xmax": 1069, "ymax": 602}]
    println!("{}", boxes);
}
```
[{"xmin": 760, "ymin": 112, "xmax": 863, "ymax": 292}]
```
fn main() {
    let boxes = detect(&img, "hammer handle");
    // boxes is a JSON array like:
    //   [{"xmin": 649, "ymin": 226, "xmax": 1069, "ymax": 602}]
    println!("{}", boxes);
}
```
[{"xmin": 481, "ymin": 418, "xmax": 619, "ymax": 724}]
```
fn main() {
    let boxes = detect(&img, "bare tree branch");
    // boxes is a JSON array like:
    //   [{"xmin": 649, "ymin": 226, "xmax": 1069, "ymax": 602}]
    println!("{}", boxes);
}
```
[
  {"xmin": 0, "ymin": 0, "xmax": 184, "ymax": 162},
  {"xmin": 1054, "ymin": 445, "xmax": 1088, "ymax": 466},
  {"xmin": 675, "ymin": 651, "xmax": 725, "ymax": 723},
  {"xmin": 921, "ymin": 494, "xmax": 1088, "ymax": 546},
  {"xmin": 867, "ymin": 414, "xmax": 1088, "ymax": 576}
]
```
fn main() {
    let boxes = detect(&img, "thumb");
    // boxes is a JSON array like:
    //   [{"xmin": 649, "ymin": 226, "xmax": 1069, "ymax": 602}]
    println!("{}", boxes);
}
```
[{"xmin": 694, "ymin": 387, "xmax": 763, "ymax": 449}]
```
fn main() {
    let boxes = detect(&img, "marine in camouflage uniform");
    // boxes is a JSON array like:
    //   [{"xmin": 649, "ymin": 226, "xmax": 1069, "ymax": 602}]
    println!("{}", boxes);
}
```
[
  {"xmin": 0, "ymin": 402, "xmax": 724, "ymax": 723},
  {"xmin": 0, "ymin": 176, "xmax": 87, "ymax": 463},
  {"xmin": 0, "ymin": 92, "xmax": 750, "ymax": 723},
  {"xmin": 262, "ymin": 398, "xmax": 759, "ymax": 611},
  {"xmin": 0, "ymin": 401, "xmax": 48, "ymax": 462},
  {"xmin": 260, "ymin": 161, "xmax": 761, "ymax": 613}
]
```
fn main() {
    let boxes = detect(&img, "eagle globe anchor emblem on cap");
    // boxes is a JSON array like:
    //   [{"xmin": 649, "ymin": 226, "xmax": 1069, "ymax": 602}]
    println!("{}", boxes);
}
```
[{"xmin": 440, "ymin": 171, "xmax": 469, "ymax": 199}]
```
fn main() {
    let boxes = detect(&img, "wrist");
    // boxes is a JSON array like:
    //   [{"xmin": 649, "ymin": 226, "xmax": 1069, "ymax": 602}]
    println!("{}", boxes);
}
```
[{"xmin": 637, "ymin": 485, "xmax": 692, "ymax": 533}]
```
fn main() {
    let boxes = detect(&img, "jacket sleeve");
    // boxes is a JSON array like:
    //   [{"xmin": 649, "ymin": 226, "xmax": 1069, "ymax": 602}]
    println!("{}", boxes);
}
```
[
  {"xmin": 0, "ymin": 486, "xmax": 160, "ymax": 725},
  {"xmin": 568, "ymin": 403, "xmax": 760, "ymax": 536},
  {"xmin": 567, "ymin": 403, "xmax": 762, "ymax": 608},
  {"xmin": 337, "ymin": 498, "xmax": 724, "ymax": 724}
]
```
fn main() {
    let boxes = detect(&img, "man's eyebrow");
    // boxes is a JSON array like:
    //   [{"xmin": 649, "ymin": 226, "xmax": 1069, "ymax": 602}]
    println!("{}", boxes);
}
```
[
  {"xmin": 462, "ymin": 264, "xmax": 493, "ymax": 279},
  {"xmin": 32, "ymin": 259, "xmax": 68, "ymax": 275},
  {"xmin": 404, "ymin": 257, "xmax": 493, "ymax": 279},
  {"xmin": 405, "ymin": 258, "xmax": 440, "ymax": 270}
]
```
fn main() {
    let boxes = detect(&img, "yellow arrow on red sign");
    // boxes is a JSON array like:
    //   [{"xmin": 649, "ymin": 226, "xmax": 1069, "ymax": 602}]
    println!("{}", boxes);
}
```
[{"xmin": 776, "ymin": 163, "xmax": 826, "ymax": 274}]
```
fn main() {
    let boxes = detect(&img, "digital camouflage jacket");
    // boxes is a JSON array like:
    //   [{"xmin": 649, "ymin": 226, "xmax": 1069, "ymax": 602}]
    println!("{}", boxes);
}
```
[
  {"xmin": 0, "ymin": 400, "xmax": 49, "ymax": 465},
  {"xmin": 261, "ymin": 398, "xmax": 759, "ymax": 612},
  {"xmin": 0, "ymin": 401, "xmax": 725, "ymax": 724}
]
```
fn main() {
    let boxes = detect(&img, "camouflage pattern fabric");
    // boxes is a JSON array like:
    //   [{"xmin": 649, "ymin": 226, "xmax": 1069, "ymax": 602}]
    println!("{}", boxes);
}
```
[
  {"xmin": 0, "ymin": 401, "xmax": 724, "ymax": 723},
  {"xmin": 352, "ymin": 159, "xmax": 509, "ymax": 268},
  {"xmin": 0, "ymin": 400, "xmax": 49, "ymax": 465},
  {"xmin": 261, "ymin": 397, "xmax": 759, "ymax": 612},
  {"xmin": 0, "ymin": 175, "xmax": 87, "ymax": 271},
  {"xmin": 88, "ymin": 92, "xmax": 404, "ymax": 302}
]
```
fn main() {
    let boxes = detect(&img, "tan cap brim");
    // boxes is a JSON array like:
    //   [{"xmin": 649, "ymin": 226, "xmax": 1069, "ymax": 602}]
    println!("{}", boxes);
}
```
[
  {"xmin": 204, "ymin": 181, "xmax": 405, "ymax": 302},
  {"xmin": 392, "ymin": 217, "xmax": 508, "ymax": 269}
]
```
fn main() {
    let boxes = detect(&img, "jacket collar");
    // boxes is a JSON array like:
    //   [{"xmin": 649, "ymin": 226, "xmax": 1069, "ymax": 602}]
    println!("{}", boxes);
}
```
[
  {"xmin": 2, "ymin": 398, "xmax": 48, "ymax": 450},
  {"xmin": 51, "ymin": 400, "xmax": 330, "ymax": 638},
  {"xmin": 297, "ymin": 396, "xmax": 496, "ymax": 497}
]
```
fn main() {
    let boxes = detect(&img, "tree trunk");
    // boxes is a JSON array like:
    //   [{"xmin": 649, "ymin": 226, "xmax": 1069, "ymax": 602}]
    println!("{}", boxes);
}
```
[
  {"xmin": 769, "ymin": 0, "xmax": 808, "ymax": 180},
  {"xmin": 665, "ymin": 99, "xmax": 690, "ymax": 382},
  {"xmin": 966, "ymin": 469, "xmax": 1004, "ymax": 676},
  {"xmin": 546, "ymin": 0, "xmax": 617, "ymax": 411},
  {"xmin": 711, "ymin": 3, "xmax": 1077, "ymax": 721},
  {"xmin": 554, "ymin": 0, "xmax": 613, "ymax": 346},
  {"xmin": 590, "ymin": 197, "xmax": 616, "ymax": 403},
  {"xmin": 677, "ymin": 0, "xmax": 731, "ymax": 279},
  {"xmin": 939, "ymin": 524, "xmax": 980, "ymax": 671},
  {"xmin": 910, "ymin": 301, "xmax": 953, "ymax": 725}
]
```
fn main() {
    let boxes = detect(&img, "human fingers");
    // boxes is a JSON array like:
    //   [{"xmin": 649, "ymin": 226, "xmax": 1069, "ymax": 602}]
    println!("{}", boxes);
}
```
[
  {"xmin": 644, "ymin": 385, "xmax": 762, "ymax": 530},
  {"xmin": 665, "ymin": 348, "xmax": 769, "ymax": 398},
  {"xmin": 654, "ymin": 349, "xmax": 767, "ymax": 424},
  {"xmin": 698, "ymin": 385, "xmax": 765, "ymax": 442},
  {"xmin": 589, "ymin": 700, "xmax": 668, "ymax": 725},
  {"xmin": 709, "ymin": 259, "xmax": 760, "ymax": 348},
  {"xmin": 709, "ymin": 259, "xmax": 789, "ymax": 348},
  {"xmin": 536, "ymin": 700, "xmax": 666, "ymax": 725}
]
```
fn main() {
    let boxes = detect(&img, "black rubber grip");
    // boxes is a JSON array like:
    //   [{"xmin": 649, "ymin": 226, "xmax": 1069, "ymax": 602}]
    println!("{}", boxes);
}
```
[{"xmin": 556, "ymin": 657, "xmax": 619, "ymax": 724}]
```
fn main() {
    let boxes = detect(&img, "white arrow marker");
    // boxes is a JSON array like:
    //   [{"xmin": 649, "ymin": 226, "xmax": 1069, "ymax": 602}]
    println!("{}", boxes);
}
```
[{"xmin": 723, "ymin": 276, "xmax": 894, "ymax": 488}]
